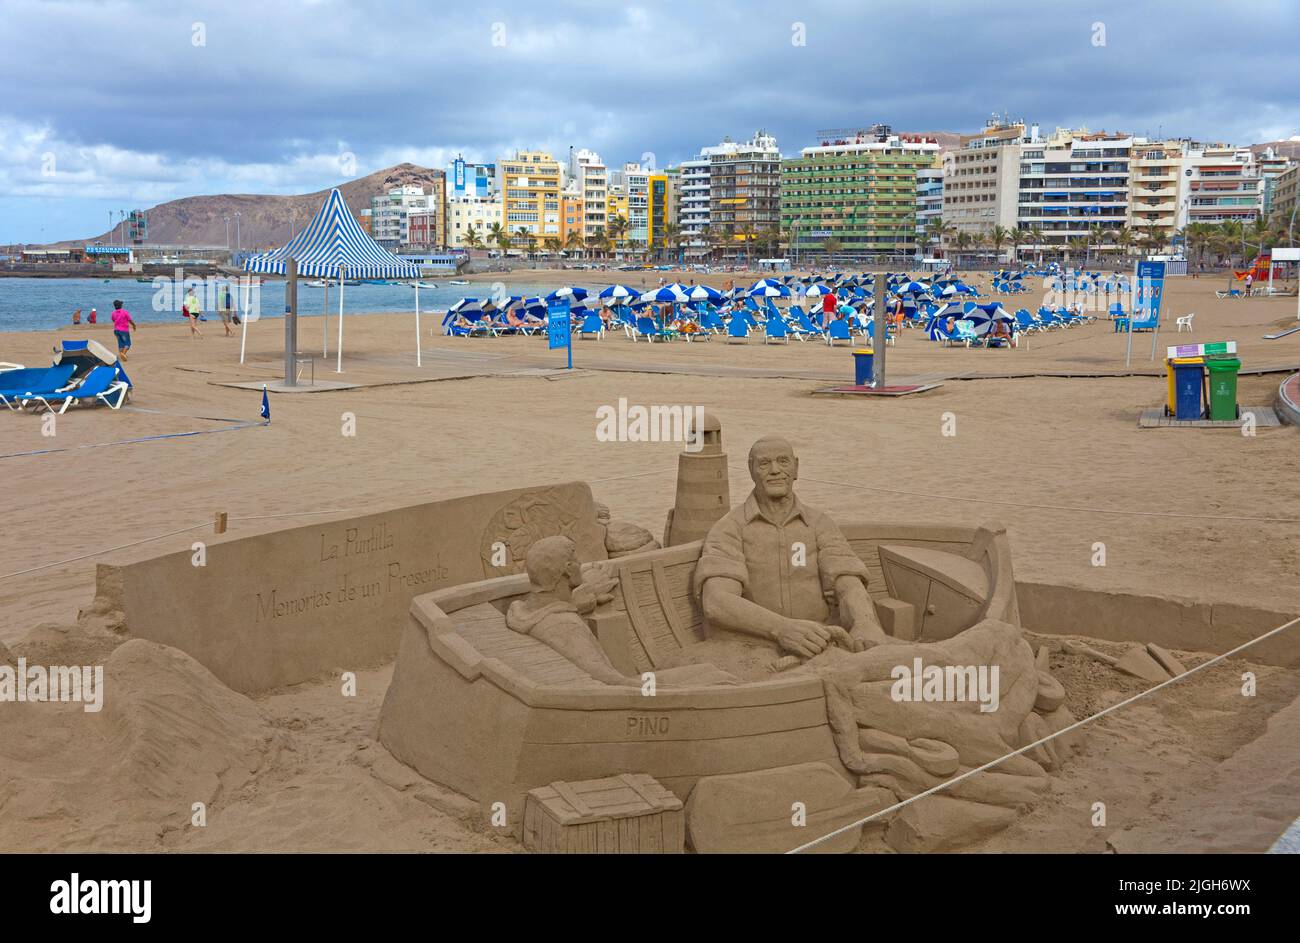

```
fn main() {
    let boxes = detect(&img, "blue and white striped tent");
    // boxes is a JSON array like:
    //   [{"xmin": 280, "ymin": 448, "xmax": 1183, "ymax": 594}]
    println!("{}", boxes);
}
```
[{"xmin": 242, "ymin": 188, "xmax": 424, "ymax": 372}]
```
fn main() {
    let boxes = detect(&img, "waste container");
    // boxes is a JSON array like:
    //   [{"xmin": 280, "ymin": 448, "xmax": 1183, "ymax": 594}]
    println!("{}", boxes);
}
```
[
  {"xmin": 1171, "ymin": 358, "xmax": 1205, "ymax": 420},
  {"xmin": 852, "ymin": 348, "xmax": 875, "ymax": 386},
  {"xmin": 1167, "ymin": 357, "xmax": 1204, "ymax": 418},
  {"xmin": 1205, "ymin": 356, "xmax": 1241, "ymax": 421}
]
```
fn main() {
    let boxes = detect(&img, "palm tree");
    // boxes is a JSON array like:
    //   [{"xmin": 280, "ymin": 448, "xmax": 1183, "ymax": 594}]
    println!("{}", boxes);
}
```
[
  {"xmin": 989, "ymin": 225, "xmax": 1012, "ymax": 264},
  {"xmin": 1027, "ymin": 225, "xmax": 1046, "ymax": 265},
  {"xmin": 563, "ymin": 230, "xmax": 583, "ymax": 258},
  {"xmin": 698, "ymin": 224, "xmax": 714, "ymax": 264},
  {"xmin": 463, "ymin": 224, "xmax": 482, "ymax": 250},
  {"xmin": 661, "ymin": 222, "xmax": 681, "ymax": 263},
  {"xmin": 1067, "ymin": 236, "xmax": 1088, "ymax": 263},
  {"xmin": 488, "ymin": 221, "xmax": 506, "ymax": 249},
  {"xmin": 1108, "ymin": 225, "xmax": 1131, "ymax": 261},
  {"xmin": 822, "ymin": 237, "xmax": 842, "ymax": 266},
  {"xmin": 954, "ymin": 230, "xmax": 972, "ymax": 267},
  {"xmin": 492, "ymin": 225, "xmax": 512, "ymax": 255},
  {"xmin": 542, "ymin": 236, "xmax": 561, "ymax": 256}
]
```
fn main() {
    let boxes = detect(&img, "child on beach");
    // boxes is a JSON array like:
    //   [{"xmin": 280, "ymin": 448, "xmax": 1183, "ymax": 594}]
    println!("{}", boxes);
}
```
[
  {"xmin": 110, "ymin": 300, "xmax": 136, "ymax": 361},
  {"xmin": 182, "ymin": 287, "xmax": 204, "ymax": 338}
]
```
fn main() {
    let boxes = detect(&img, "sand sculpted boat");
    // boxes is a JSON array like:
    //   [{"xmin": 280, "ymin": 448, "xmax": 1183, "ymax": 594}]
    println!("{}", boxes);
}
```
[{"xmin": 379, "ymin": 423, "xmax": 1068, "ymax": 853}]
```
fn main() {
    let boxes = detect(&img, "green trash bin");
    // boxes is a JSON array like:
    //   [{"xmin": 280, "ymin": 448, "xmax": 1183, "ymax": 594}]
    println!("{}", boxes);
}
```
[{"xmin": 1205, "ymin": 356, "xmax": 1241, "ymax": 421}]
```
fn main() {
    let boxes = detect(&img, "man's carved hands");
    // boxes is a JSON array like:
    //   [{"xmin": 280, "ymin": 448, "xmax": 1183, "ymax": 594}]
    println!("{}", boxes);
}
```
[
  {"xmin": 572, "ymin": 565, "xmax": 618, "ymax": 614},
  {"xmin": 774, "ymin": 620, "xmax": 853, "ymax": 658}
]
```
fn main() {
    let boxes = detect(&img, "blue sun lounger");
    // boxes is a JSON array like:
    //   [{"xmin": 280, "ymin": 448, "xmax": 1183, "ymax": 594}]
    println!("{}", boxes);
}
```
[
  {"xmin": 27, "ymin": 365, "xmax": 129, "ymax": 414},
  {"xmin": 577, "ymin": 313, "xmax": 605, "ymax": 339},
  {"xmin": 0, "ymin": 364, "xmax": 77, "ymax": 410},
  {"xmin": 726, "ymin": 317, "xmax": 749, "ymax": 343},
  {"xmin": 825, "ymin": 319, "xmax": 852, "ymax": 346}
]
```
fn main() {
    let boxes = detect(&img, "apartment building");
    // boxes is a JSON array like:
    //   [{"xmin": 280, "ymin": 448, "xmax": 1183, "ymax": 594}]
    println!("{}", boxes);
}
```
[
  {"xmin": 943, "ymin": 117, "xmax": 1027, "ymax": 251},
  {"xmin": 708, "ymin": 130, "xmax": 781, "ymax": 260},
  {"xmin": 448, "ymin": 158, "xmax": 496, "ymax": 201},
  {"xmin": 568, "ymin": 148, "xmax": 608, "ymax": 239},
  {"xmin": 915, "ymin": 162, "xmax": 944, "ymax": 253},
  {"xmin": 446, "ymin": 197, "xmax": 503, "ymax": 248},
  {"xmin": 1017, "ymin": 128, "xmax": 1133, "ymax": 258},
  {"xmin": 499, "ymin": 150, "xmax": 562, "ymax": 239},
  {"xmin": 623, "ymin": 163, "xmax": 650, "ymax": 245},
  {"xmin": 678, "ymin": 156, "xmax": 711, "ymax": 257},
  {"xmin": 1273, "ymin": 162, "xmax": 1298, "ymax": 230},
  {"xmin": 648, "ymin": 173, "xmax": 669, "ymax": 253},
  {"xmin": 781, "ymin": 128, "xmax": 939, "ymax": 260},
  {"xmin": 370, "ymin": 180, "xmax": 446, "ymax": 250},
  {"xmin": 1128, "ymin": 139, "xmax": 1185, "ymax": 250},
  {"xmin": 1180, "ymin": 144, "xmax": 1261, "ymax": 227}
]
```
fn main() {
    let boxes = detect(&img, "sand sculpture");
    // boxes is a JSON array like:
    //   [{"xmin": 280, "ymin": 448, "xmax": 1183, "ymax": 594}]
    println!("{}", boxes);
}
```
[{"xmin": 379, "ymin": 421, "xmax": 1079, "ymax": 852}]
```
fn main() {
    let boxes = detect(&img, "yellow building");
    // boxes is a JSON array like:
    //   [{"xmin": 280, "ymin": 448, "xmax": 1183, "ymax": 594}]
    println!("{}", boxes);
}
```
[
  {"xmin": 499, "ymin": 150, "xmax": 562, "ymax": 241},
  {"xmin": 606, "ymin": 189, "xmax": 629, "ymax": 243}
]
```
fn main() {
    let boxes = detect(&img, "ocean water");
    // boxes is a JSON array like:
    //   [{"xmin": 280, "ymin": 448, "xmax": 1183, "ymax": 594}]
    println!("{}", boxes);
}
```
[{"xmin": 0, "ymin": 277, "xmax": 566, "ymax": 333}]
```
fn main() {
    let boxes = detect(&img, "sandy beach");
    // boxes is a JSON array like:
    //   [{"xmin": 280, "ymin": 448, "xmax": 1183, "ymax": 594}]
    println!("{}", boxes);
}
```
[{"xmin": 1, "ymin": 271, "xmax": 1297, "ymax": 853}]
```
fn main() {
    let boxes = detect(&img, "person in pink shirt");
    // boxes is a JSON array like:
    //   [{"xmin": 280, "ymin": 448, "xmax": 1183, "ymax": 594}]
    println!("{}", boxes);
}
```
[{"xmin": 110, "ymin": 300, "xmax": 137, "ymax": 361}]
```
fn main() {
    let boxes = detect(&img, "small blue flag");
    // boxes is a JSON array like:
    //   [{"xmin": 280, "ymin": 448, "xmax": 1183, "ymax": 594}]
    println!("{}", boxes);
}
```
[{"xmin": 260, "ymin": 385, "xmax": 270, "ymax": 421}]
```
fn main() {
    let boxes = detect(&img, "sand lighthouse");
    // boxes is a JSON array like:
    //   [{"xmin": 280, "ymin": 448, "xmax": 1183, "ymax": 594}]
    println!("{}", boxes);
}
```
[{"xmin": 663, "ymin": 411, "xmax": 730, "ymax": 546}]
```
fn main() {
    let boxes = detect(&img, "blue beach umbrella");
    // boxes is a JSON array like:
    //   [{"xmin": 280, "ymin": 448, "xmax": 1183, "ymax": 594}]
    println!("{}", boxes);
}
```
[
  {"xmin": 598, "ymin": 284, "xmax": 638, "ymax": 301},
  {"xmin": 687, "ymin": 284, "xmax": 722, "ymax": 302},
  {"xmin": 639, "ymin": 285, "xmax": 691, "ymax": 303},
  {"xmin": 547, "ymin": 286, "xmax": 589, "ymax": 302}
]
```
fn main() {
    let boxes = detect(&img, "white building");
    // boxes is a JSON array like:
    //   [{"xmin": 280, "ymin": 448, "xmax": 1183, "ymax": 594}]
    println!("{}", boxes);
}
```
[
  {"xmin": 370, "ymin": 184, "xmax": 431, "ymax": 249},
  {"xmin": 678, "ymin": 156, "xmax": 711, "ymax": 257},
  {"xmin": 1179, "ymin": 144, "xmax": 1263, "ymax": 228},
  {"xmin": 623, "ymin": 162, "xmax": 650, "ymax": 244},
  {"xmin": 916, "ymin": 165, "xmax": 944, "ymax": 252},
  {"xmin": 1017, "ymin": 128, "xmax": 1133, "ymax": 259},
  {"xmin": 568, "ymin": 148, "xmax": 608, "ymax": 238}
]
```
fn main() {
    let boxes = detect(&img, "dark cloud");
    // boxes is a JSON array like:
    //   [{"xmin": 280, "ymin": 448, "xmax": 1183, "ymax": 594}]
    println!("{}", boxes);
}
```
[{"xmin": 1, "ymin": 0, "xmax": 1296, "ymax": 240}]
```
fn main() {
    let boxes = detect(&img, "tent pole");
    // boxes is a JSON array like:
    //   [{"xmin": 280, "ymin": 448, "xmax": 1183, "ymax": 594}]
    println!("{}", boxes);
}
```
[
  {"xmin": 323, "ymin": 280, "xmax": 329, "ymax": 357},
  {"xmin": 239, "ymin": 274, "xmax": 249, "ymax": 364},
  {"xmin": 415, "ymin": 284, "xmax": 422, "ymax": 367},
  {"xmin": 336, "ymin": 265, "xmax": 345, "ymax": 373},
  {"xmin": 285, "ymin": 257, "xmax": 298, "ymax": 387}
]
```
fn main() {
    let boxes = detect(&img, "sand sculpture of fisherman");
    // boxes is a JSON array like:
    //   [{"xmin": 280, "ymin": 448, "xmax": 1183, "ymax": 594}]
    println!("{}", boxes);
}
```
[{"xmin": 694, "ymin": 435, "xmax": 888, "ymax": 662}]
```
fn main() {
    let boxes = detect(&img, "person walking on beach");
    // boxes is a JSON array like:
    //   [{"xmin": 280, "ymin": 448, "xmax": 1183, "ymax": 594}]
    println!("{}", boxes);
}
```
[
  {"xmin": 87, "ymin": 307, "xmax": 97, "ymax": 324},
  {"xmin": 219, "ymin": 283, "xmax": 235, "ymax": 336},
  {"xmin": 110, "ymin": 300, "xmax": 136, "ymax": 362},
  {"xmin": 72, "ymin": 308, "xmax": 82, "ymax": 325},
  {"xmin": 182, "ymin": 286, "xmax": 204, "ymax": 338}
]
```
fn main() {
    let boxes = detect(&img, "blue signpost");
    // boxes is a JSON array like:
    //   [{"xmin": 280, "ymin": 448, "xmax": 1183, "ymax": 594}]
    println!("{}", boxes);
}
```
[
  {"xmin": 1126, "ymin": 259, "xmax": 1166, "ymax": 366},
  {"xmin": 547, "ymin": 298, "xmax": 572, "ymax": 369}
]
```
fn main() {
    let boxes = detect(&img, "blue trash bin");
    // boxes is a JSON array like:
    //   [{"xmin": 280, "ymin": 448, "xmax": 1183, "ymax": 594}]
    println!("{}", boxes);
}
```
[
  {"xmin": 853, "ymin": 348, "xmax": 874, "ymax": 386},
  {"xmin": 1172, "ymin": 359, "xmax": 1205, "ymax": 420}
]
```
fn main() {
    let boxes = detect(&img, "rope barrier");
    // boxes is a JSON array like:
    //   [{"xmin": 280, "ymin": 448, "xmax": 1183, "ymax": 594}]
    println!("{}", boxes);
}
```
[{"xmin": 787, "ymin": 614, "xmax": 1300, "ymax": 853}]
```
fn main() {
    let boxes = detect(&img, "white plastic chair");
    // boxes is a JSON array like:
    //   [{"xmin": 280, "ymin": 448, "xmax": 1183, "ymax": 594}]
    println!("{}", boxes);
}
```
[{"xmin": 1176, "ymin": 313, "xmax": 1195, "ymax": 333}]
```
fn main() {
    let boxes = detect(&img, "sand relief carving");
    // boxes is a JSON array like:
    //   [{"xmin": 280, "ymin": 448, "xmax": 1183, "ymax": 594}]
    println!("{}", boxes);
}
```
[{"xmin": 480, "ymin": 485, "xmax": 608, "ymax": 575}]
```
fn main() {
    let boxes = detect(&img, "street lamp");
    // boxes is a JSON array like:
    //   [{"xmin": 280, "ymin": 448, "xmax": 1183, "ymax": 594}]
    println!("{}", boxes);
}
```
[
  {"xmin": 234, "ymin": 212, "xmax": 242, "ymax": 254},
  {"xmin": 224, "ymin": 216, "xmax": 230, "ymax": 250}
]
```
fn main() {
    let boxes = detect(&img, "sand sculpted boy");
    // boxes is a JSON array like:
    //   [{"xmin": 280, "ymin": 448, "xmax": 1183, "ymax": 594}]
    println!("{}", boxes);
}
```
[
  {"xmin": 695, "ymin": 436, "xmax": 887, "ymax": 659},
  {"xmin": 507, "ymin": 535, "xmax": 734, "ymax": 687},
  {"xmin": 505, "ymin": 536, "xmax": 635, "ymax": 686}
]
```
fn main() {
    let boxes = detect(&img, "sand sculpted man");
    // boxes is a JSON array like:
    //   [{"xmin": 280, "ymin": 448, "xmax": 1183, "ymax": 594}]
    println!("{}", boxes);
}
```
[{"xmin": 695, "ymin": 436, "xmax": 887, "ymax": 659}]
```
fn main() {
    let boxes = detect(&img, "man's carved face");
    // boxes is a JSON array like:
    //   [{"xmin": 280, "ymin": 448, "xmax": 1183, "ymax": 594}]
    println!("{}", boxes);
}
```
[{"xmin": 749, "ymin": 439, "xmax": 798, "ymax": 499}]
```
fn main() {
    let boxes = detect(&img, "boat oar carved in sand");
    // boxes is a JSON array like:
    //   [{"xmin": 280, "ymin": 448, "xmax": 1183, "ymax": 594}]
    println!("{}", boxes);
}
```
[{"xmin": 1061, "ymin": 639, "xmax": 1188, "ymax": 684}]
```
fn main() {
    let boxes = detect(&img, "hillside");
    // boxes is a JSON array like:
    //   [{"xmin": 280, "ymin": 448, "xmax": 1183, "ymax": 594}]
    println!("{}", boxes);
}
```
[{"xmin": 59, "ymin": 163, "xmax": 443, "ymax": 251}]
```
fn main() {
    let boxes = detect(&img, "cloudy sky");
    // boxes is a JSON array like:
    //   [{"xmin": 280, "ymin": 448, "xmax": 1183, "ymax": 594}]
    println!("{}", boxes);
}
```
[{"xmin": 2, "ymin": 0, "xmax": 1297, "ymax": 243}]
